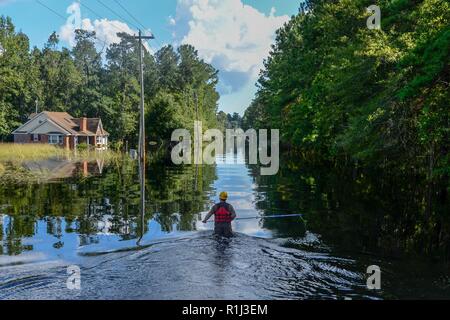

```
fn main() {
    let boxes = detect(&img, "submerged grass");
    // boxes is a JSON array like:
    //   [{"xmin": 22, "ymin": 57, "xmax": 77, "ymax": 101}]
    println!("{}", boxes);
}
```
[
  {"xmin": 0, "ymin": 143, "xmax": 125, "ymax": 184},
  {"xmin": 0, "ymin": 143, "xmax": 65, "ymax": 162},
  {"xmin": 0, "ymin": 143, "xmax": 122, "ymax": 163}
]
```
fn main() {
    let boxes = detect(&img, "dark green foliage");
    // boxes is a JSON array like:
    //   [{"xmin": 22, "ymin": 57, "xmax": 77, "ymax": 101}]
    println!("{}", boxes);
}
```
[
  {"xmin": 243, "ymin": 0, "xmax": 449, "ymax": 254},
  {"xmin": 246, "ymin": 0, "xmax": 449, "ymax": 184},
  {"xmin": 217, "ymin": 111, "xmax": 243, "ymax": 129},
  {"xmin": 0, "ymin": 16, "xmax": 37, "ymax": 138},
  {"xmin": 0, "ymin": 18, "xmax": 220, "ymax": 146},
  {"xmin": 146, "ymin": 44, "xmax": 220, "ymax": 142}
]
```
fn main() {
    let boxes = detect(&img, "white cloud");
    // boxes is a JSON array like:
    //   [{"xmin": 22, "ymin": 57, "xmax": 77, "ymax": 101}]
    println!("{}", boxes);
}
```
[
  {"xmin": 58, "ymin": 2, "xmax": 154, "ymax": 54},
  {"xmin": 173, "ymin": 0, "xmax": 289, "ymax": 113},
  {"xmin": 59, "ymin": 1, "xmax": 81, "ymax": 47},
  {"xmin": 176, "ymin": 0, "xmax": 288, "ymax": 75},
  {"xmin": 81, "ymin": 18, "xmax": 135, "ymax": 48},
  {"xmin": 168, "ymin": 16, "xmax": 176, "ymax": 26}
]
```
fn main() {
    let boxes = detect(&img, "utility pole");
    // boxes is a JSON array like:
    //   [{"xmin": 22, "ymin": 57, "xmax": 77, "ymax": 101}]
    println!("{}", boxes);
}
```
[
  {"xmin": 131, "ymin": 29, "xmax": 154, "ymax": 166},
  {"xmin": 194, "ymin": 90, "xmax": 199, "ymax": 122},
  {"xmin": 130, "ymin": 30, "xmax": 154, "ymax": 244},
  {"xmin": 193, "ymin": 90, "xmax": 200, "ymax": 188},
  {"xmin": 35, "ymin": 99, "xmax": 39, "ymax": 114}
]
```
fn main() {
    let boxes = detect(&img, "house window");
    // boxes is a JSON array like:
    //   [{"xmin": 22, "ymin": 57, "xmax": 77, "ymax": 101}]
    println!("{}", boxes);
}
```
[
  {"xmin": 96, "ymin": 136, "xmax": 106, "ymax": 145},
  {"xmin": 49, "ymin": 135, "xmax": 63, "ymax": 145},
  {"xmin": 33, "ymin": 134, "xmax": 39, "ymax": 142}
]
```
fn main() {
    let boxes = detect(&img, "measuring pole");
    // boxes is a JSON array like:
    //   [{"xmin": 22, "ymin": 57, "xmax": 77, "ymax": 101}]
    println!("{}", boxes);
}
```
[{"xmin": 203, "ymin": 214, "xmax": 304, "ymax": 223}]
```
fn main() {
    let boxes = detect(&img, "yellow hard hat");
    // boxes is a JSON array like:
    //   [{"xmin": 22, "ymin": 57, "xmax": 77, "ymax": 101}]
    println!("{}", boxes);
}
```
[{"xmin": 219, "ymin": 191, "xmax": 228, "ymax": 200}]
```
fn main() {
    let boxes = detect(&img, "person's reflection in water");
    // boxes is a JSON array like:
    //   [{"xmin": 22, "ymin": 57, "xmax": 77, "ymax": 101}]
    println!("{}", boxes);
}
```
[{"xmin": 211, "ymin": 234, "xmax": 234, "ymax": 290}]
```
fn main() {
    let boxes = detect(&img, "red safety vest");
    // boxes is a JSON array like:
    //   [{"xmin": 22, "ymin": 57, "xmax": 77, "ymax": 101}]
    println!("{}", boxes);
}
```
[{"xmin": 214, "ymin": 203, "xmax": 232, "ymax": 223}]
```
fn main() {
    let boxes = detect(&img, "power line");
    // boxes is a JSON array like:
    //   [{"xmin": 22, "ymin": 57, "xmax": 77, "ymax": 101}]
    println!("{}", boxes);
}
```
[
  {"xmin": 93, "ymin": 0, "xmax": 166, "ymax": 53},
  {"xmin": 110, "ymin": 0, "xmax": 165, "ymax": 53},
  {"xmin": 150, "ymin": 36, "xmax": 164, "ymax": 53},
  {"xmin": 95, "ymin": 0, "xmax": 139, "ymax": 30},
  {"xmin": 113, "ymin": 0, "xmax": 146, "ymax": 30},
  {"xmin": 79, "ymin": 0, "xmax": 156, "ymax": 53},
  {"xmin": 36, "ymin": 0, "xmax": 162, "ymax": 54},
  {"xmin": 79, "ymin": 1, "xmax": 160, "ymax": 54},
  {"xmin": 78, "ymin": 1, "xmax": 102, "ymax": 20},
  {"xmin": 78, "ymin": 1, "xmax": 130, "ymax": 36},
  {"xmin": 35, "ymin": 0, "xmax": 109, "ymax": 49},
  {"xmin": 36, "ymin": 0, "xmax": 67, "ymax": 21}
]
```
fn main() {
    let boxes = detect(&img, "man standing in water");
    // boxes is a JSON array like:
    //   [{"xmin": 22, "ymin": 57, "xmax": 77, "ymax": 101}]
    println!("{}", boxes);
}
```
[{"xmin": 202, "ymin": 192, "xmax": 236, "ymax": 237}]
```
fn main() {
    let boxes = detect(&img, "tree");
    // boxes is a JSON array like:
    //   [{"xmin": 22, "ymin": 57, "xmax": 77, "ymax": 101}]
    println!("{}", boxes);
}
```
[
  {"xmin": 249, "ymin": 0, "xmax": 449, "ymax": 177},
  {"xmin": 104, "ymin": 33, "xmax": 140, "ymax": 146},
  {"xmin": 155, "ymin": 45, "xmax": 180, "ymax": 92},
  {"xmin": 70, "ymin": 29, "xmax": 103, "ymax": 117},
  {"xmin": 36, "ymin": 33, "xmax": 81, "ymax": 112},
  {"xmin": 0, "ymin": 17, "xmax": 221, "ymax": 145},
  {"xmin": 0, "ymin": 16, "xmax": 37, "ymax": 139}
]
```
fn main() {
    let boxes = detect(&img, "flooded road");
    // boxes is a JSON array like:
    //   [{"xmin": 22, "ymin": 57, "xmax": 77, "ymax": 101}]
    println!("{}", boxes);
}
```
[{"xmin": 0, "ymin": 152, "xmax": 449, "ymax": 300}]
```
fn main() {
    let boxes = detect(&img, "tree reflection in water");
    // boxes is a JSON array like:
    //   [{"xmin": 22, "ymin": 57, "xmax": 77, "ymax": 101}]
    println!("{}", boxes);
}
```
[{"xmin": 0, "ymin": 156, "xmax": 217, "ymax": 256}]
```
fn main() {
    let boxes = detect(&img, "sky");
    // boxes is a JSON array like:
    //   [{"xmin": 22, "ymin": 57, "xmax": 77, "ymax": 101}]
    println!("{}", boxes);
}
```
[{"xmin": 0, "ymin": 0, "xmax": 300, "ymax": 114}]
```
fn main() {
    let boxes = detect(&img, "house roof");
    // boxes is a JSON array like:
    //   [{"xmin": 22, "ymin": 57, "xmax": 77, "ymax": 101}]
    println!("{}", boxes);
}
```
[
  {"xmin": 13, "ymin": 112, "xmax": 109, "ymax": 136},
  {"xmin": 72, "ymin": 118, "xmax": 109, "ymax": 136},
  {"xmin": 44, "ymin": 112, "xmax": 80, "ymax": 135}
]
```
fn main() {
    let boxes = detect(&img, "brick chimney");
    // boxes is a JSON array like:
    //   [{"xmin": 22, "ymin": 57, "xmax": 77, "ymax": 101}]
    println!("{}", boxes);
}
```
[{"xmin": 80, "ymin": 117, "xmax": 87, "ymax": 132}]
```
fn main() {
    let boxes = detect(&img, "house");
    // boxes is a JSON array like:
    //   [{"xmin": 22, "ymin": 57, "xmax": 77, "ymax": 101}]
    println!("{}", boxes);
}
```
[{"xmin": 12, "ymin": 111, "xmax": 109, "ymax": 150}]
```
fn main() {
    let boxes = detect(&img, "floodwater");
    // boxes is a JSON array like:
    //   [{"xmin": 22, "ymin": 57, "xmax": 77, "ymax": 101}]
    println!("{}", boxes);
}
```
[{"xmin": 0, "ymin": 152, "xmax": 449, "ymax": 300}]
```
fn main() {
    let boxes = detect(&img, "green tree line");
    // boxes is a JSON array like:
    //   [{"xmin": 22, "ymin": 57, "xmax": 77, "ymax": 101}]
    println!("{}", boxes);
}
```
[
  {"xmin": 217, "ymin": 111, "xmax": 243, "ymax": 129},
  {"xmin": 0, "ymin": 16, "xmax": 220, "ymax": 147},
  {"xmin": 244, "ymin": 0, "xmax": 449, "ymax": 190}
]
